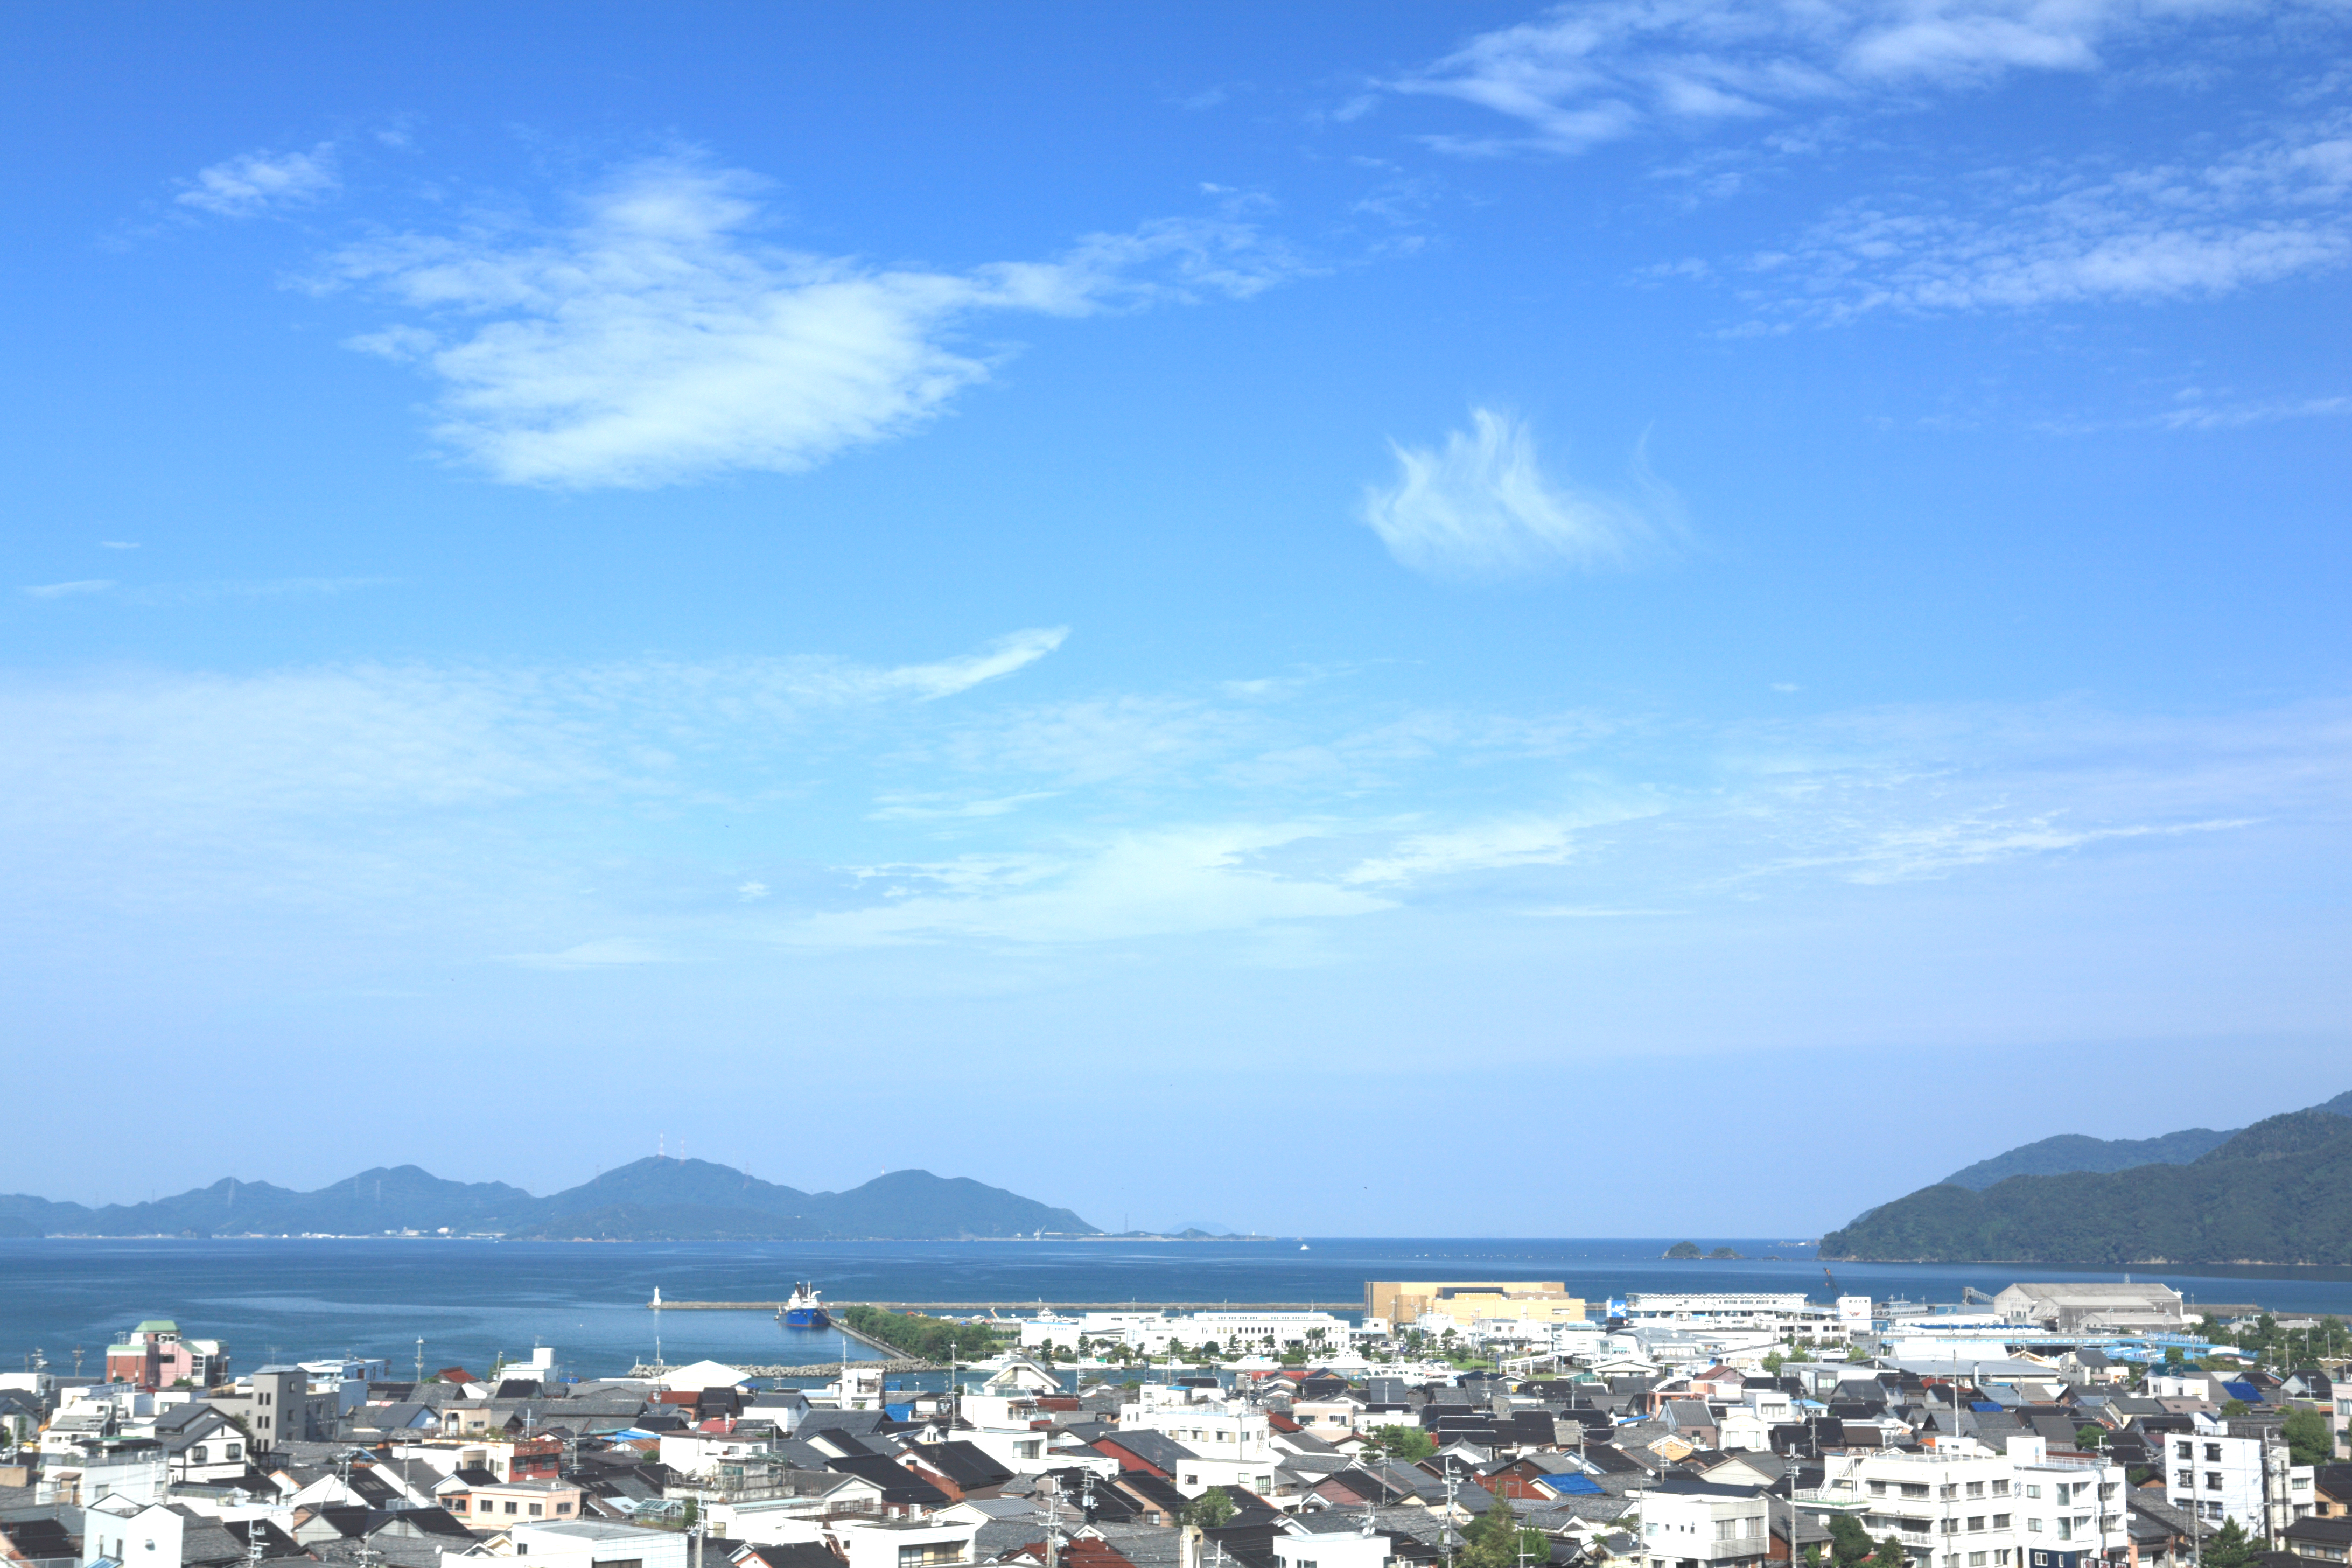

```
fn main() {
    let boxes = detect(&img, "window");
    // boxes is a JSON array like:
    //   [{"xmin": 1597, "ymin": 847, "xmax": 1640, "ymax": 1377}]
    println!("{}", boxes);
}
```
[
  {"xmin": 1969, "ymin": 1484, "xmax": 1985, "ymax": 1500},
  {"xmin": 557, "ymin": 1504, "xmax": 572, "ymax": 1516},
  {"xmin": 896, "ymin": 1546, "xmax": 965, "ymax": 1568},
  {"xmin": 2176, "ymin": 1444, "xmax": 2194, "ymax": 1460},
  {"xmin": 2027, "ymin": 1521, "xmax": 2042, "ymax": 1535},
  {"xmin": 1872, "ymin": 1484, "xmax": 1889, "ymax": 1498},
  {"xmin": 2024, "ymin": 1487, "xmax": 2040, "ymax": 1501},
  {"xmin": 2175, "ymin": 1472, "xmax": 2193, "ymax": 1489},
  {"xmin": 1993, "ymin": 1517, "xmax": 2010, "ymax": 1530},
  {"xmin": 1970, "ymin": 1556, "xmax": 1986, "ymax": 1565},
  {"xmin": 1905, "ymin": 1485, "xmax": 1931, "ymax": 1500},
  {"xmin": 2204, "ymin": 1446, "xmax": 2222, "ymax": 1462},
  {"xmin": 226, "ymin": 1445, "xmax": 240, "ymax": 1459},
  {"xmin": 528, "ymin": 1505, "xmax": 542, "ymax": 1517},
  {"xmin": 505, "ymin": 1501, "xmax": 518, "ymax": 1514},
  {"xmin": 1718, "ymin": 1522, "xmax": 1740, "ymax": 1542},
  {"xmin": 590, "ymin": 1559, "xmax": 642, "ymax": 1568},
  {"xmin": 1967, "ymin": 1518, "xmax": 1984, "ymax": 1532},
  {"xmin": 2205, "ymin": 1474, "xmax": 2223, "ymax": 1492},
  {"xmin": 1992, "ymin": 1482, "xmax": 2010, "ymax": 1498},
  {"xmin": 2055, "ymin": 1522, "xmax": 2070, "ymax": 1543},
  {"xmin": 191, "ymin": 1447, "xmax": 207, "ymax": 1462}
]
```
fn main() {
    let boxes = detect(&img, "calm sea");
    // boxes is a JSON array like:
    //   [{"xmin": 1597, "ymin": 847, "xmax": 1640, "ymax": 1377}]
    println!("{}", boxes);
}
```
[{"xmin": 5, "ymin": 1237, "xmax": 2350, "ymax": 1382}]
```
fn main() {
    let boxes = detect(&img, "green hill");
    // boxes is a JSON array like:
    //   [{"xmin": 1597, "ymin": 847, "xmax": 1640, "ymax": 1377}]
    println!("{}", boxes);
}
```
[
  {"xmin": 1942, "ymin": 1126, "xmax": 2234, "ymax": 1189},
  {"xmin": 0, "ymin": 1159, "xmax": 1098, "ymax": 1240},
  {"xmin": 1937, "ymin": 1089, "xmax": 2352, "ymax": 1191},
  {"xmin": 1822, "ymin": 1103, "xmax": 2352, "ymax": 1264}
]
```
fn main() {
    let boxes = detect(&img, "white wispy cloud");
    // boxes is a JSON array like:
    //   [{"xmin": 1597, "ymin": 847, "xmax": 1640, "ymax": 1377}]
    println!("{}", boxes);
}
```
[
  {"xmin": 0, "ymin": 629, "xmax": 1066, "ymax": 828},
  {"xmin": 1737, "ymin": 113, "xmax": 2352, "ymax": 319},
  {"xmin": 177, "ymin": 144, "xmax": 339, "ymax": 217},
  {"xmin": 1387, "ymin": 1, "xmax": 2248, "ymax": 157},
  {"xmin": 100, "ymin": 541, "xmax": 139, "ymax": 550},
  {"xmin": 326, "ymin": 158, "xmax": 1301, "ymax": 488},
  {"xmin": 788, "ymin": 825, "xmax": 1395, "ymax": 948},
  {"xmin": 867, "ymin": 791, "xmax": 1061, "ymax": 822},
  {"xmin": 1360, "ymin": 408, "xmax": 1673, "ymax": 580},
  {"xmin": 4, "ymin": 625, "xmax": 2341, "ymax": 969},
  {"xmin": 18, "ymin": 577, "xmax": 400, "ymax": 606},
  {"xmin": 502, "ymin": 937, "xmax": 675, "ymax": 969},
  {"xmin": 2154, "ymin": 393, "xmax": 2352, "ymax": 429}
]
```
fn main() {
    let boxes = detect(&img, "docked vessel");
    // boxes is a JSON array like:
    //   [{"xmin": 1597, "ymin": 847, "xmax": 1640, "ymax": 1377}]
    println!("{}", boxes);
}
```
[{"xmin": 782, "ymin": 1282, "xmax": 831, "ymax": 1329}]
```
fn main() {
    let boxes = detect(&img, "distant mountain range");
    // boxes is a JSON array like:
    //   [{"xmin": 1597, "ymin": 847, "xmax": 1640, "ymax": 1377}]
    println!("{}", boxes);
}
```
[
  {"xmin": 1823, "ymin": 1091, "xmax": 2352, "ymax": 1264},
  {"xmin": 0, "ymin": 1159, "xmax": 1101, "ymax": 1241},
  {"xmin": 1941, "ymin": 1126, "xmax": 2237, "ymax": 1189}
]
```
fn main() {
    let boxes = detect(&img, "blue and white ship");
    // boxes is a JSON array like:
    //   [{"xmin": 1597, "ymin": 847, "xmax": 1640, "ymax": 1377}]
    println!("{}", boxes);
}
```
[{"xmin": 782, "ymin": 1282, "xmax": 831, "ymax": 1329}]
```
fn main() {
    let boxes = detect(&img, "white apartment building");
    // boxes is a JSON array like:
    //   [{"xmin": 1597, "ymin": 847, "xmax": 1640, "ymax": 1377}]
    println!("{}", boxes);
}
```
[
  {"xmin": 1802, "ymin": 1436, "xmax": 2128, "ymax": 1568},
  {"xmin": 2162, "ymin": 1429, "xmax": 2314, "ymax": 1535},
  {"xmin": 1619, "ymin": 1295, "xmax": 1845, "ymax": 1343},
  {"xmin": 1117, "ymin": 1384, "xmax": 1275, "ymax": 1497},
  {"xmin": 1020, "ymin": 1312, "xmax": 1165, "ymax": 1351},
  {"xmin": 1271, "ymin": 1529, "xmax": 1397, "ymax": 1568},
  {"xmin": 1637, "ymin": 1480, "xmax": 1773, "ymax": 1568},
  {"xmin": 443, "ymin": 1520, "xmax": 690, "ymax": 1568},
  {"xmin": 1020, "ymin": 1309, "xmax": 1354, "ymax": 1356},
  {"xmin": 660, "ymin": 1428, "xmax": 772, "ymax": 1476}
]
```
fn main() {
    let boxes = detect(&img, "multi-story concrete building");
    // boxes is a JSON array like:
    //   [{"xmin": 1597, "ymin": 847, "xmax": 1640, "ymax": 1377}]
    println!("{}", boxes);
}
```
[
  {"xmin": 1618, "ymin": 1295, "xmax": 1844, "ymax": 1343},
  {"xmin": 1020, "ymin": 1309, "xmax": 1356, "ymax": 1355},
  {"xmin": 1637, "ymin": 1478, "xmax": 1774, "ymax": 1568},
  {"xmin": 102, "ymin": 1321, "xmax": 228, "ymax": 1392},
  {"xmin": 1116, "ymin": 1383, "xmax": 1275, "ymax": 1497},
  {"xmin": 1989, "ymin": 1284, "xmax": 2186, "ymax": 1336},
  {"xmin": 203, "ymin": 1364, "xmax": 334, "ymax": 1453},
  {"xmin": 1798, "ymin": 1436, "xmax": 2129, "ymax": 1568},
  {"xmin": 2161, "ymin": 1427, "xmax": 2314, "ymax": 1535},
  {"xmin": 1366, "ymin": 1282, "xmax": 1588, "ymax": 1329}
]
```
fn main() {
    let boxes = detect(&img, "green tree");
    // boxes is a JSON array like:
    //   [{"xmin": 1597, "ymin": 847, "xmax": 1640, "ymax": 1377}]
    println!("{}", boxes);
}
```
[
  {"xmin": 1461, "ymin": 1496, "xmax": 1549, "ymax": 1568},
  {"xmin": 2075, "ymin": 1425, "xmax": 2107, "ymax": 1451},
  {"xmin": 1867, "ymin": 1536, "xmax": 1909, "ymax": 1568},
  {"xmin": 837, "ymin": 1305, "xmax": 1007, "ymax": 1363},
  {"xmin": 2201, "ymin": 1519, "xmax": 2257, "ymax": 1568},
  {"xmin": 1375, "ymin": 1424, "xmax": 1436, "ymax": 1461},
  {"xmin": 1185, "ymin": 1488, "xmax": 1237, "ymax": 1528},
  {"xmin": 1763, "ymin": 1351, "xmax": 1788, "ymax": 1376},
  {"xmin": 681, "ymin": 1499, "xmax": 699, "ymax": 1530},
  {"xmin": 2285, "ymin": 1405, "xmax": 2335, "ymax": 1465},
  {"xmin": 1824, "ymin": 1515, "xmax": 1875, "ymax": 1567}
]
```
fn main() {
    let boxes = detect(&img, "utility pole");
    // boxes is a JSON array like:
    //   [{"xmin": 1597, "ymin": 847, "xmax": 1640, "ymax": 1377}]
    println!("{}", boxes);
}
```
[{"xmin": 1443, "ymin": 1461, "xmax": 1460, "ymax": 1568}]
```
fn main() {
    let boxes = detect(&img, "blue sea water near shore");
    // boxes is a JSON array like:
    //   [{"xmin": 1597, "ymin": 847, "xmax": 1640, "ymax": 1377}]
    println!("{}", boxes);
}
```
[{"xmin": 6, "ymin": 1236, "xmax": 2352, "ymax": 1381}]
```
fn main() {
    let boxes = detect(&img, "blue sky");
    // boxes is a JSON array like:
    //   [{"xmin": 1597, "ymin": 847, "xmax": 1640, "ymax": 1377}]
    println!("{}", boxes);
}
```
[{"xmin": 4, "ymin": 2, "xmax": 2349, "ymax": 1233}]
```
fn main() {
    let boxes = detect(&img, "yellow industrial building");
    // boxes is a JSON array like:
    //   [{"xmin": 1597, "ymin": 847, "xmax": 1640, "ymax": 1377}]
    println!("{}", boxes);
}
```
[{"xmin": 1364, "ymin": 1280, "xmax": 1588, "ymax": 1327}]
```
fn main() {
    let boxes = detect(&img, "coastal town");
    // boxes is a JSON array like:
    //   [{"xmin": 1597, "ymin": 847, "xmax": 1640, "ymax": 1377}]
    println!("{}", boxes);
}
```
[{"xmin": 4, "ymin": 1279, "xmax": 2350, "ymax": 1568}]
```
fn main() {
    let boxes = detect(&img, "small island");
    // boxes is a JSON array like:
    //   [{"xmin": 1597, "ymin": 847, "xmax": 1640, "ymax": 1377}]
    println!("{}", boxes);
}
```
[{"xmin": 1662, "ymin": 1241, "xmax": 1742, "ymax": 1259}]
